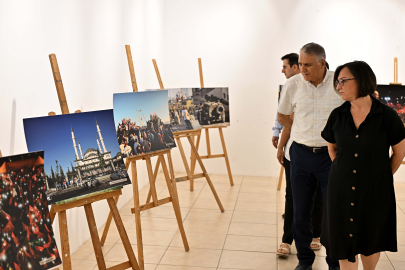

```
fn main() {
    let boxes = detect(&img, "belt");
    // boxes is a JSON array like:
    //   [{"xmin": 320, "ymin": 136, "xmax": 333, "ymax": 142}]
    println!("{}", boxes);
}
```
[{"xmin": 296, "ymin": 143, "xmax": 328, "ymax": 154}]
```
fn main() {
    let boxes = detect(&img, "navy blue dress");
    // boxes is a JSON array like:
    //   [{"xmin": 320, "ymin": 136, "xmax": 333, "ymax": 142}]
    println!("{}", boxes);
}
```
[{"xmin": 321, "ymin": 96, "xmax": 405, "ymax": 262}]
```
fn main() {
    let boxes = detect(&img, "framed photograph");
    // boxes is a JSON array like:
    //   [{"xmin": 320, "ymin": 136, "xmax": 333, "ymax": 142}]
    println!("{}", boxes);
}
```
[
  {"xmin": 0, "ymin": 151, "xmax": 62, "ymax": 269},
  {"xmin": 192, "ymin": 88, "xmax": 230, "ymax": 126},
  {"xmin": 375, "ymin": 84, "xmax": 405, "ymax": 125},
  {"xmin": 23, "ymin": 109, "xmax": 131, "ymax": 205},
  {"xmin": 113, "ymin": 90, "xmax": 176, "ymax": 158}
]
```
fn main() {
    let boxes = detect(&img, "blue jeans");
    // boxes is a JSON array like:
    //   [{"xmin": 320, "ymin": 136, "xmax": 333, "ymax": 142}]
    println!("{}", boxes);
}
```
[{"xmin": 290, "ymin": 142, "xmax": 339, "ymax": 267}]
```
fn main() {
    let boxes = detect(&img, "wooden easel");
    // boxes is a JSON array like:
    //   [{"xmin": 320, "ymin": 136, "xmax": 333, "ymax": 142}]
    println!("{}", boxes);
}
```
[
  {"xmin": 189, "ymin": 58, "xmax": 234, "ymax": 187},
  {"xmin": 47, "ymin": 54, "xmax": 140, "ymax": 270},
  {"xmin": 277, "ymin": 166, "xmax": 284, "ymax": 191},
  {"xmin": 149, "ymin": 59, "xmax": 224, "ymax": 212},
  {"xmin": 390, "ymin": 57, "xmax": 402, "ymax": 85},
  {"xmin": 100, "ymin": 45, "xmax": 189, "ymax": 270}
]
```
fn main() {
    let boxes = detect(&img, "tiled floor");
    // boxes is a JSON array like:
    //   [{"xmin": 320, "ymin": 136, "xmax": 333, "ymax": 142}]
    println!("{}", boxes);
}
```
[{"xmin": 69, "ymin": 173, "xmax": 405, "ymax": 269}]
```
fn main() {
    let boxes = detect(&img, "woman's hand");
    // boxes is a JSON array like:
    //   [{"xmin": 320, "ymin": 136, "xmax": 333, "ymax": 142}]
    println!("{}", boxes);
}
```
[
  {"xmin": 391, "ymin": 138, "xmax": 405, "ymax": 174},
  {"xmin": 327, "ymin": 142, "xmax": 338, "ymax": 161}
]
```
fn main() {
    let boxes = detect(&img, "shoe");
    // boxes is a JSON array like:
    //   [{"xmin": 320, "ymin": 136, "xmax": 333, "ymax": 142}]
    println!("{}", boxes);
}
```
[
  {"xmin": 276, "ymin": 243, "xmax": 291, "ymax": 257},
  {"xmin": 328, "ymin": 267, "xmax": 340, "ymax": 270},
  {"xmin": 310, "ymin": 238, "xmax": 322, "ymax": 250},
  {"xmin": 294, "ymin": 263, "xmax": 312, "ymax": 270}
]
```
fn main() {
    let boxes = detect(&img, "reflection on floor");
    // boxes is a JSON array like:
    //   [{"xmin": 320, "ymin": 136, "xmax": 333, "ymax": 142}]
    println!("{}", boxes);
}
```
[{"xmin": 67, "ymin": 173, "xmax": 405, "ymax": 270}]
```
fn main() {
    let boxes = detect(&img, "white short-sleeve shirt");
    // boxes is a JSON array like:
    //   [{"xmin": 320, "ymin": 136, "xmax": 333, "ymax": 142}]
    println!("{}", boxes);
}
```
[{"xmin": 277, "ymin": 70, "xmax": 344, "ymax": 147}]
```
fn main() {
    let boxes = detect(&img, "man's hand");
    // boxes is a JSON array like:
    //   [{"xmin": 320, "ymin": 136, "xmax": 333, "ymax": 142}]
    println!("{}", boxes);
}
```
[
  {"xmin": 277, "ymin": 147, "xmax": 284, "ymax": 166},
  {"xmin": 272, "ymin": 136, "xmax": 279, "ymax": 148}
]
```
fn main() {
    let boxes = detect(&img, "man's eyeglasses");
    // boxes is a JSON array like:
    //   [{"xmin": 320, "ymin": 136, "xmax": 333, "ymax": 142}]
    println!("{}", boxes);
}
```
[{"xmin": 335, "ymin": 78, "xmax": 356, "ymax": 87}]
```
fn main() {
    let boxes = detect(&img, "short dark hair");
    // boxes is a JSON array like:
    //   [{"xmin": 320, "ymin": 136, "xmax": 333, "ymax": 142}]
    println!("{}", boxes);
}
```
[
  {"xmin": 333, "ymin": 61, "xmax": 377, "ymax": 98},
  {"xmin": 300, "ymin": 43, "xmax": 326, "ymax": 61},
  {"xmin": 281, "ymin": 53, "xmax": 299, "ymax": 68}
]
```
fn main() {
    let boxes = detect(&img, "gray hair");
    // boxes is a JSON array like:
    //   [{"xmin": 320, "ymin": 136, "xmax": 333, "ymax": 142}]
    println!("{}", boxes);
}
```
[{"xmin": 300, "ymin": 43, "xmax": 326, "ymax": 61}]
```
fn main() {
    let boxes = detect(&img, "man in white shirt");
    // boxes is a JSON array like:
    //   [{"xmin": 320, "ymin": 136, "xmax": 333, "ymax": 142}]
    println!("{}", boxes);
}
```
[
  {"xmin": 278, "ymin": 43, "xmax": 344, "ymax": 270},
  {"xmin": 275, "ymin": 54, "xmax": 325, "ymax": 258}
]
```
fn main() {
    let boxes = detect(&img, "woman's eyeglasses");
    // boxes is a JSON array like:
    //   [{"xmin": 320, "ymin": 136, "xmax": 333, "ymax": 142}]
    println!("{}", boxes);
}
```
[{"xmin": 335, "ymin": 78, "xmax": 356, "ymax": 87}]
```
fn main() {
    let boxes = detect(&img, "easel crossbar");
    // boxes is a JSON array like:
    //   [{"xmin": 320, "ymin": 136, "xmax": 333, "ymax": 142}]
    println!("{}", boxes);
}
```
[
  {"xmin": 52, "ymin": 189, "xmax": 122, "ymax": 213},
  {"xmin": 132, "ymin": 197, "xmax": 172, "ymax": 213}
]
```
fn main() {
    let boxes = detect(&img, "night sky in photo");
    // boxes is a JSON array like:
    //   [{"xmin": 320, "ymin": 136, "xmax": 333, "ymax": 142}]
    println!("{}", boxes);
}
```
[{"xmin": 23, "ymin": 109, "xmax": 120, "ymax": 176}]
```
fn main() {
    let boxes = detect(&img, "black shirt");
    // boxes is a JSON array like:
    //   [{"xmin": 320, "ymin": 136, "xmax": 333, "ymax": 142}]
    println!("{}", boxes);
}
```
[{"xmin": 320, "ymin": 96, "xmax": 405, "ymax": 262}]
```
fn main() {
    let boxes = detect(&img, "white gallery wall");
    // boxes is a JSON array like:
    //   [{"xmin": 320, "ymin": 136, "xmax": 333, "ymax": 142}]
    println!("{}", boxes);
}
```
[
  {"xmin": 161, "ymin": 0, "xmax": 405, "ymax": 179},
  {"xmin": 1, "ymin": 0, "xmax": 405, "ymax": 255},
  {"xmin": 0, "ymin": 0, "xmax": 165, "ymax": 253}
]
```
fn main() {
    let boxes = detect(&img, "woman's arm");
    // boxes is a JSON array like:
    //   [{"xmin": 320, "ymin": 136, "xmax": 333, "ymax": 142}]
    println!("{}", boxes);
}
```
[
  {"xmin": 391, "ymin": 139, "xmax": 405, "ymax": 174},
  {"xmin": 327, "ymin": 142, "xmax": 338, "ymax": 161}
]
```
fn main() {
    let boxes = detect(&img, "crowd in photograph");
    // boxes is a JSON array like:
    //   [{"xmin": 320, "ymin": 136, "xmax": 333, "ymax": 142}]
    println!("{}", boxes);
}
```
[
  {"xmin": 116, "ymin": 114, "xmax": 175, "ymax": 157},
  {"xmin": 169, "ymin": 104, "xmax": 196, "ymax": 129},
  {"xmin": 373, "ymin": 91, "xmax": 405, "ymax": 123},
  {"xmin": 0, "ymin": 164, "xmax": 61, "ymax": 269}
]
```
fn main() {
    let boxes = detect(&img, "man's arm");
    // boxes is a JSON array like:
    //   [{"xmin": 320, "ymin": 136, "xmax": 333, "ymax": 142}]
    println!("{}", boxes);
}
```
[
  {"xmin": 276, "ymin": 112, "xmax": 294, "ymax": 165},
  {"xmin": 278, "ymin": 113, "xmax": 293, "ymax": 131},
  {"xmin": 272, "ymin": 111, "xmax": 283, "ymax": 148}
]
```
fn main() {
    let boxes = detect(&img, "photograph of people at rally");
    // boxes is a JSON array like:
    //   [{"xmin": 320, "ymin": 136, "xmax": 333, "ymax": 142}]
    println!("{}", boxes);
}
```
[
  {"xmin": 375, "ymin": 84, "xmax": 405, "ymax": 125},
  {"xmin": 23, "ymin": 110, "xmax": 132, "ymax": 205},
  {"xmin": 113, "ymin": 90, "xmax": 176, "ymax": 158},
  {"xmin": 165, "ymin": 88, "xmax": 202, "ymax": 131},
  {"xmin": 192, "ymin": 87, "xmax": 230, "ymax": 126},
  {"xmin": 0, "ymin": 151, "xmax": 62, "ymax": 270}
]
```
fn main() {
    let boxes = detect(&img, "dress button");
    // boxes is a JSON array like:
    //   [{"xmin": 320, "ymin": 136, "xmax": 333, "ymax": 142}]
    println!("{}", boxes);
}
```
[
  {"xmin": 354, "ymin": 153, "xmax": 358, "ymax": 157},
  {"xmin": 349, "ymin": 234, "xmax": 353, "ymax": 237},
  {"xmin": 356, "ymin": 135, "xmax": 359, "ymax": 138},
  {"xmin": 351, "ymin": 203, "xmax": 354, "ymax": 206},
  {"xmin": 350, "ymin": 218, "xmax": 353, "ymax": 222},
  {"xmin": 353, "ymin": 170, "xmax": 356, "ymax": 173},
  {"xmin": 352, "ymin": 187, "xmax": 355, "ymax": 190}
]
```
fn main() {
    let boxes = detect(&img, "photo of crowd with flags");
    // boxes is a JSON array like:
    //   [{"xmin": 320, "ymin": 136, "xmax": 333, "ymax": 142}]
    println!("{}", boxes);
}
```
[
  {"xmin": 116, "ymin": 113, "xmax": 175, "ymax": 157},
  {"xmin": 375, "ymin": 85, "xmax": 405, "ymax": 126},
  {"xmin": 113, "ymin": 90, "xmax": 177, "ymax": 158},
  {"xmin": 0, "ymin": 151, "xmax": 62, "ymax": 270}
]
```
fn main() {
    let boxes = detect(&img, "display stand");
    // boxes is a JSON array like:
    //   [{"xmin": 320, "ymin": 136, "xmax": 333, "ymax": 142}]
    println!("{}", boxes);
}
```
[
  {"xmin": 390, "ymin": 57, "xmax": 402, "ymax": 85},
  {"xmin": 100, "ymin": 45, "xmax": 189, "ymax": 270},
  {"xmin": 147, "ymin": 59, "xmax": 224, "ymax": 212},
  {"xmin": 47, "ymin": 54, "xmax": 140, "ymax": 270},
  {"xmin": 188, "ymin": 58, "xmax": 234, "ymax": 187}
]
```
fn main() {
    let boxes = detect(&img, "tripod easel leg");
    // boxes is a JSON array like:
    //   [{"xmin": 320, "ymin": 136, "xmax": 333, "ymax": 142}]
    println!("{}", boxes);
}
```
[
  {"xmin": 107, "ymin": 197, "xmax": 140, "ymax": 270},
  {"xmin": 146, "ymin": 155, "xmax": 162, "ymax": 203},
  {"xmin": 84, "ymin": 204, "xmax": 107, "ymax": 270},
  {"xmin": 146, "ymin": 157, "xmax": 159, "ymax": 206},
  {"xmin": 161, "ymin": 154, "xmax": 189, "ymax": 251},
  {"xmin": 130, "ymin": 161, "xmax": 145, "ymax": 270},
  {"xmin": 187, "ymin": 136, "xmax": 225, "ymax": 212},
  {"xmin": 100, "ymin": 194, "xmax": 120, "ymax": 246},
  {"xmin": 190, "ymin": 132, "xmax": 201, "ymax": 176},
  {"xmin": 277, "ymin": 165, "xmax": 284, "ymax": 191},
  {"xmin": 218, "ymin": 127, "xmax": 234, "ymax": 186},
  {"xmin": 175, "ymin": 137, "xmax": 194, "ymax": 190},
  {"xmin": 59, "ymin": 210, "xmax": 72, "ymax": 270}
]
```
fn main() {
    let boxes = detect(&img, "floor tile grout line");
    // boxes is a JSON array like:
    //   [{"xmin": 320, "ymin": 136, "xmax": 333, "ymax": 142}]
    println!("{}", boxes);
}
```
[
  {"xmin": 216, "ymin": 175, "xmax": 244, "ymax": 269},
  {"xmin": 155, "ymin": 173, "xmax": 209, "ymax": 267}
]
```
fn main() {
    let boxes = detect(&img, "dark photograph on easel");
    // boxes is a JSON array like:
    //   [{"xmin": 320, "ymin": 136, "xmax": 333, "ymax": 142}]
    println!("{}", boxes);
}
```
[
  {"xmin": 23, "ymin": 109, "xmax": 131, "ymax": 205},
  {"xmin": 375, "ymin": 84, "xmax": 405, "ymax": 125},
  {"xmin": 113, "ymin": 90, "xmax": 176, "ymax": 158},
  {"xmin": 192, "ymin": 87, "xmax": 230, "ymax": 126},
  {"xmin": 0, "ymin": 151, "xmax": 62, "ymax": 269}
]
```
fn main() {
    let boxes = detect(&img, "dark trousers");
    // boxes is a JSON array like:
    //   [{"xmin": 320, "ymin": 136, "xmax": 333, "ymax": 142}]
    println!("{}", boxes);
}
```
[
  {"xmin": 282, "ymin": 156, "xmax": 323, "ymax": 244},
  {"xmin": 290, "ymin": 142, "xmax": 339, "ymax": 267}
]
